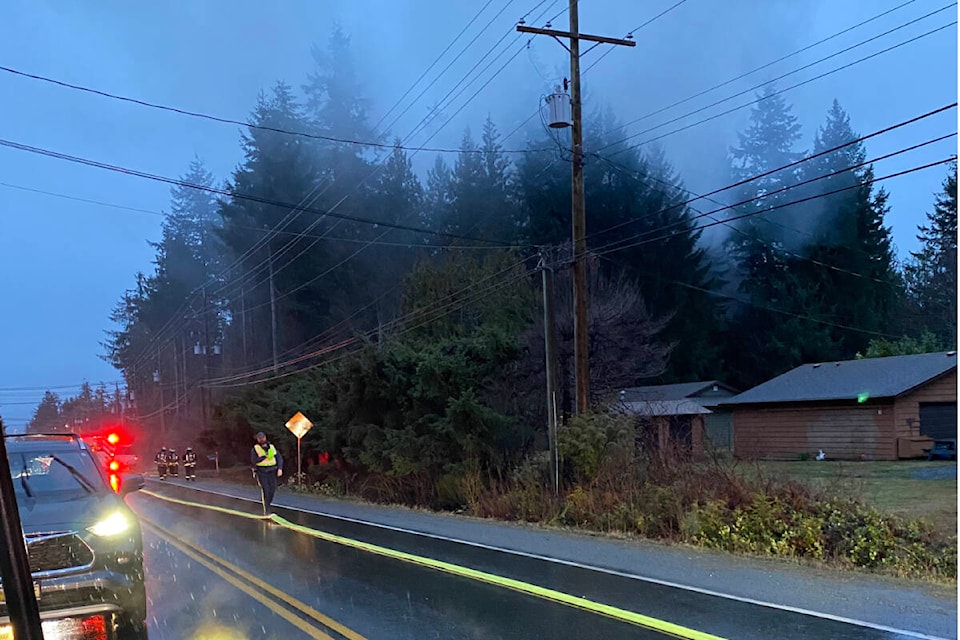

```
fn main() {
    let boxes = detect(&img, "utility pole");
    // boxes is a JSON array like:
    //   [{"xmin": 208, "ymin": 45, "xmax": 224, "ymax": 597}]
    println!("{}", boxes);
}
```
[
  {"xmin": 173, "ymin": 336, "xmax": 181, "ymax": 421},
  {"xmin": 518, "ymin": 3, "xmax": 635, "ymax": 414},
  {"xmin": 267, "ymin": 244, "xmax": 279, "ymax": 373},
  {"xmin": 540, "ymin": 255, "xmax": 559, "ymax": 495},
  {"xmin": 156, "ymin": 343, "xmax": 166, "ymax": 439},
  {"xmin": 201, "ymin": 287, "xmax": 211, "ymax": 428},
  {"xmin": 240, "ymin": 286, "xmax": 248, "ymax": 368}
]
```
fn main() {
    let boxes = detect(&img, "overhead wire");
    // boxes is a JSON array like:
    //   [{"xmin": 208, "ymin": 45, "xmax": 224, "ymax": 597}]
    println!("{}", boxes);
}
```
[
  {"xmin": 105, "ymin": 0, "xmax": 558, "ymax": 402},
  {"xmin": 597, "ymin": 255, "xmax": 904, "ymax": 340},
  {"xmin": 582, "ymin": 0, "xmax": 689, "ymax": 73},
  {"xmin": 209, "ymin": 251, "xmax": 536, "ymax": 384},
  {"xmin": 500, "ymin": 0, "xmax": 686, "ymax": 146},
  {"xmin": 593, "ymin": 157, "xmax": 957, "ymax": 258},
  {"xmin": 195, "ymin": 2, "xmax": 550, "ymax": 313},
  {"xmin": 205, "ymin": 5, "xmax": 552, "ymax": 316},
  {"xmin": 592, "ymin": 133, "xmax": 956, "ymax": 287},
  {"xmin": 379, "ymin": 0, "xmax": 527, "ymax": 140},
  {"xmin": 584, "ymin": 102, "xmax": 957, "ymax": 241},
  {"xmin": 0, "ymin": 62, "xmax": 547, "ymax": 156},
  {"xmin": 601, "ymin": 18, "xmax": 957, "ymax": 155},
  {"xmin": 592, "ymin": 136, "xmax": 958, "ymax": 256},
  {"xmin": 218, "ymin": 0, "xmax": 561, "ymax": 321},
  {"xmin": 596, "ymin": 0, "xmax": 922, "ymax": 138},
  {"xmin": 205, "ymin": 0, "xmax": 559, "ymax": 305},
  {"xmin": 204, "ymin": 264, "xmax": 535, "ymax": 387},
  {"xmin": 371, "ymin": 0, "xmax": 500, "ymax": 133}
]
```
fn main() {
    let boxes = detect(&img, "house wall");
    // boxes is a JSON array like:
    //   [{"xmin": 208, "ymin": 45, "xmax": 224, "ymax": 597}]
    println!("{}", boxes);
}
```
[
  {"xmin": 704, "ymin": 411, "xmax": 733, "ymax": 450},
  {"xmin": 893, "ymin": 370, "xmax": 957, "ymax": 438},
  {"xmin": 733, "ymin": 403, "xmax": 897, "ymax": 460},
  {"xmin": 693, "ymin": 415, "xmax": 705, "ymax": 456}
]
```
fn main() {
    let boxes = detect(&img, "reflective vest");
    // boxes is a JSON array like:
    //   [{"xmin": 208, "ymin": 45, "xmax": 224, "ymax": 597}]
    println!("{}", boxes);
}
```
[{"xmin": 254, "ymin": 443, "xmax": 277, "ymax": 467}]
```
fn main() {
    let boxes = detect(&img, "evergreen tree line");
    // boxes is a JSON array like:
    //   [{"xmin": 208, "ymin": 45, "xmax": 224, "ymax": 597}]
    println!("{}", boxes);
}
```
[
  {"xmin": 26, "ymin": 382, "xmax": 126, "ymax": 434},
  {"xmin": 96, "ymin": 29, "xmax": 955, "ymax": 476}
]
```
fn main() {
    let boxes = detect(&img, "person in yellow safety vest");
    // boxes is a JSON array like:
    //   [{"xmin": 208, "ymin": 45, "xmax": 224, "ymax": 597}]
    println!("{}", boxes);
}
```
[{"xmin": 250, "ymin": 431, "xmax": 283, "ymax": 516}]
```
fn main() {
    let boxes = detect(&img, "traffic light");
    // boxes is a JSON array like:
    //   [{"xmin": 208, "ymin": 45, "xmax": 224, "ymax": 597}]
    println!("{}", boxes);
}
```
[
  {"xmin": 108, "ymin": 459, "xmax": 120, "ymax": 472},
  {"xmin": 106, "ymin": 432, "xmax": 120, "ymax": 446}
]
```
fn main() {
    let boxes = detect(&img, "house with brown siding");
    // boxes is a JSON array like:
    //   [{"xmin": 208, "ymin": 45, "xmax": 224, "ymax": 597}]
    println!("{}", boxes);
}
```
[{"xmin": 720, "ymin": 352, "xmax": 957, "ymax": 461}]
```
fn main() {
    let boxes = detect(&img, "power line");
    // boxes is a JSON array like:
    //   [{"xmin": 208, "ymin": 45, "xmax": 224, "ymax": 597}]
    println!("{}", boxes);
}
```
[
  {"xmin": 596, "ymin": 0, "xmax": 923, "ymax": 138},
  {"xmin": 371, "ymin": 0, "xmax": 501, "ymax": 133},
  {"xmin": 380, "ymin": 0, "xmax": 525, "ymax": 139},
  {"xmin": 116, "ymin": 5, "xmax": 556, "ymax": 379},
  {"xmin": 204, "ymin": 266, "xmax": 534, "ymax": 387},
  {"xmin": 207, "ymin": 0, "xmax": 557, "ymax": 304},
  {"xmin": 0, "ymin": 181, "xmax": 513, "ymax": 250},
  {"xmin": 583, "ymin": 0, "xmax": 689, "ymax": 72},
  {"xmin": 107, "ymin": 2, "xmax": 554, "ymax": 386},
  {"xmin": 602, "ymin": 19, "xmax": 957, "ymax": 155},
  {"xmin": 0, "ymin": 138, "xmax": 519, "ymax": 246},
  {"xmin": 208, "ymin": 37, "xmax": 535, "ymax": 306},
  {"xmin": 501, "ymin": 0, "xmax": 681, "ymax": 145},
  {"xmin": 593, "ymin": 133, "xmax": 956, "ymax": 287},
  {"xmin": 0, "ymin": 382, "xmax": 123, "ymax": 392},
  {"xmin": 585, "ymin": 103, "xmax": 957, "ymax": 241},
  {"xmin": 593, "ymin": 130, "xmax": 957, "ymax": 251},
  {"xmin": 402, "ymin": 0, "xmax": 560, "ymax": 146},
  {"xmin": 0, "ymin": 64, "xmax": 551, "ymax": 156},
  {"xmin": 595, "ymin": 157, "xmax": 956, "ymax": 257},
  {"xmin": 594, "ymin": 137, "xmax": 957, "ymax": 256},
  {"xmin": 206, "ymin": 252, "xmax": 536, "ymax": 383},
  {"xmin": 597, "ymin": 254, "xmax": 904, "ymax": 340},
  {"xmin": 208, "ymin": 252, "xmax": 535, "ymax": 384}
]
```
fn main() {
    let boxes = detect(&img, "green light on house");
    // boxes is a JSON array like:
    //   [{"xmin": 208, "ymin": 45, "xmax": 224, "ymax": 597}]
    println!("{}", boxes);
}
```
[{"xmin": 857, "ymin": 392, "xmax": 870, "ymax": 404}]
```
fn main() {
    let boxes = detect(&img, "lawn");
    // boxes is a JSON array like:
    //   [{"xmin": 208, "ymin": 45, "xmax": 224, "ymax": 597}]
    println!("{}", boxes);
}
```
[{"xmin": 749, "ymin": 460, "xmax": 957, "ymax": 538}]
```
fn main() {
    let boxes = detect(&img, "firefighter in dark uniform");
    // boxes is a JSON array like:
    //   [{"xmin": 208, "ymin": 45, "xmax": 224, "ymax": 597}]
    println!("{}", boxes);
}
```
[
  {"xmin": 167, "ymin": 448, "xmax": 179, "ymax": 478},
  {"xmin": 155, "ymin": 447, "xmax": 167, "ymax": 480},
  {"xmin": 183, "ymin": 447, "xmax": 197, "ymax": 481},
  {"xmin": 251, "ymin": 432, "xmax": 283, "ymax": 516}
]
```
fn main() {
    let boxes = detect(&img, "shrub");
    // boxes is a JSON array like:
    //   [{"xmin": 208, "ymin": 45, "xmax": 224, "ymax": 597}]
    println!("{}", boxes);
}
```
[{"xmin": 558, "ymin": 412, "xmax": 632, "ymax": 483}]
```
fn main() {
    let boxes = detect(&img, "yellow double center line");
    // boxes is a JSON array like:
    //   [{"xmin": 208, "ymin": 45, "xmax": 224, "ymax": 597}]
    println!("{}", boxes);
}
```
[
  {"xmin": 141, "ymin": 516, "xmax": 366, "ymax": 640},
  {"xmin": 142, "ymin": 489, "xmax": 726, "ymax": 640}
]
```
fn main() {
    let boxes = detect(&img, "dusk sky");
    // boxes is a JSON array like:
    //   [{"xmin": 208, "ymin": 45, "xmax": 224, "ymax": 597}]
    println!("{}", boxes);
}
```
[{"xmin": 1, "ymin": 0, "xmax": 956, "ymax": 429}]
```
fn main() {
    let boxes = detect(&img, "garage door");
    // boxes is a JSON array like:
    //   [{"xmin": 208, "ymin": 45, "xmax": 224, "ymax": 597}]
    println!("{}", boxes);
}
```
[{"xmin": 919, "ymin": 402, "xmax": 958, "ymax": 440}]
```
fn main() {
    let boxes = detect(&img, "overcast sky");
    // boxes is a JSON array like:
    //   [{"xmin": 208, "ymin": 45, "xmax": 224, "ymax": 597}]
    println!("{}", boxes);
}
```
[{"xmin": 0, "ymin": 0, "xmax": 956, "ymax": 428}]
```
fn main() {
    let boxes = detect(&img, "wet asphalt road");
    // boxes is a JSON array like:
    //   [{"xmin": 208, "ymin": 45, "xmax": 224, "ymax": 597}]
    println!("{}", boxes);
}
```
[{"xmin": 129, "ymin": 483, "xmax": 947, "ymax": 640}]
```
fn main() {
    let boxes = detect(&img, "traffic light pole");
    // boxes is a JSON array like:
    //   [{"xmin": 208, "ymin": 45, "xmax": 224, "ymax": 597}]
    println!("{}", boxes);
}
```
[{"xmin": 518, "ymin": 2, "xmax": 635, "ymax": 414}]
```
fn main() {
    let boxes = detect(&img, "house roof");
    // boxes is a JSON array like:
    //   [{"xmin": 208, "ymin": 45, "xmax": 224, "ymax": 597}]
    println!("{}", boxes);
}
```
[
  {"xmin": 620, "ymin": 380, "xmax": 734, "ymax": 403},
  {"xmin": 622, "ymin": 400, "xmax": 711, "ymax": 416},
  {"xmin": 721, "ymin": 351, "xmax": 958, "ymax": 406}
]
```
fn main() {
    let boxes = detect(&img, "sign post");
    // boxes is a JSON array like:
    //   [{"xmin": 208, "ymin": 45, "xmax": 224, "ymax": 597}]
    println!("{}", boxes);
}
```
[{"xmin": 285, "ymin": 411, "xmax": 313, "ymax": 491}]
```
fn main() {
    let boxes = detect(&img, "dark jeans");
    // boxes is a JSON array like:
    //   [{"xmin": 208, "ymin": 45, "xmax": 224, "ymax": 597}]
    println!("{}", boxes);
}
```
[{"xmin": 255, "ymin": 467, "xmax": 278, "ymax": 514}]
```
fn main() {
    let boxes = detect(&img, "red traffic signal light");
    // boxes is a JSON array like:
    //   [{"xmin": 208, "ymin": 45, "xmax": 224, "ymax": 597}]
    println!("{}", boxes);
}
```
[
  {"xmin": 106, "ymin": 433, "xmax": 120, "ymax": 445},
  {"xmin": 108, "ymin": 459, "xmax": 121, "ymax": 472}
]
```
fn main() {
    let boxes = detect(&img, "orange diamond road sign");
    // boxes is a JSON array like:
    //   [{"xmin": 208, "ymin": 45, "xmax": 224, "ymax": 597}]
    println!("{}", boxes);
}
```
[{"xmin": 285, "ymin": 411, "xmax": 313, "ymax": 439}]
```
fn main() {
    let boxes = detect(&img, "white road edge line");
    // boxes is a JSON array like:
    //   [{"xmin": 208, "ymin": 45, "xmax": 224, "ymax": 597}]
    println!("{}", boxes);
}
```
[{"xmin": 153, "ymin": 480, "xmax": 951, "ymax": 640}]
